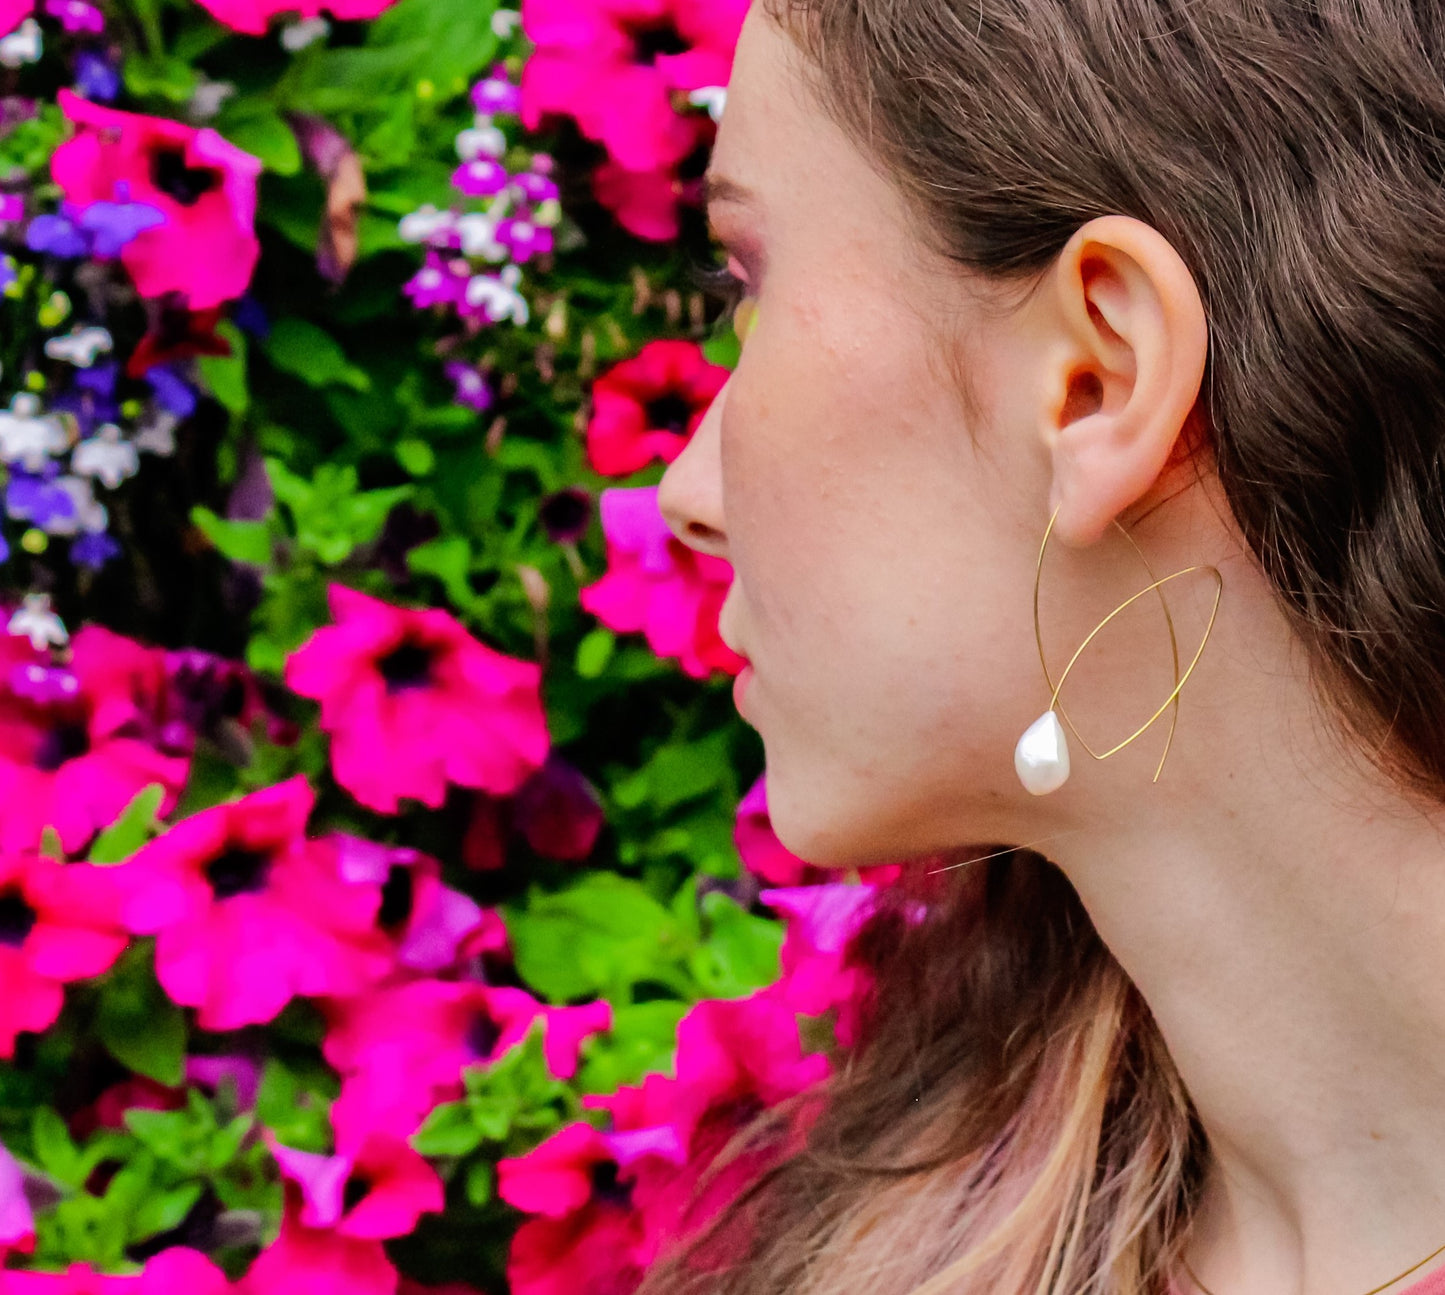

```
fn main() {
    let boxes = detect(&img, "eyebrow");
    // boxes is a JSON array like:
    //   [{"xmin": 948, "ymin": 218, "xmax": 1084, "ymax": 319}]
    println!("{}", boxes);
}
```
[{"xmin": 702, "ymin": 172, "xmax": 756, "ymax": 211}]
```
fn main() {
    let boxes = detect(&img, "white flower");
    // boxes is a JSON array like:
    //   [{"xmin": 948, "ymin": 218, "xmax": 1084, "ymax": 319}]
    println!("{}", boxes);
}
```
[
  {"xmin": 8, "ymin": 594, "xmax": 67, "ymax": 651},
  {"xmin": 465, "ymin": 265, "xmax": 530, "ymax": 325},
  {"xmin": 456, "ymin": 212, "xmax": 508, "ymax": 262},
  {"xmin": 0, "ymin": 19, "xmax": 42, "ymax": 69},
  {"xmin": 48, "ymin": 475, "xmax": 107, "ymax": 537},
  {"xmin": 71, "ymin": 424, "xmax": 139, "ymax": 490},
  {"xmin": 456, "ymin": 123, "xmax": 507, "ymax": 162},
  {"xmin": 43, "ymin": 325, "xmax": 114, "ymax": 368},
  {"xmin": 188, "ymin": 76, "xmax": 238, "ymax": 122},
  {"xmin": 688, "ymin": 86, "xmax": 728, "ymax": 122},
  {"xmin": 281, "ymin": 16, "xmax": 330, "ymax": 50},
  {"xmin": 135, "ymin": 410, "xmax": 178, "ymax": 457},
  {"xmin": 0, "ymin": 396, "xmax": 68, "ymax": 472},
  {"xmin": 398, "ymin": 205, "xmax": 457, "ymax": 245},
  {"xmin": 490, "ymin": 8, "xmax": 520, "ymax": 38}
]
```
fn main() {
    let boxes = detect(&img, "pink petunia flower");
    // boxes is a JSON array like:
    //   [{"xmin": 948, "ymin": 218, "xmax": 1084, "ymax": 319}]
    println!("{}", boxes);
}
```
[
  {"xmin": 586, "ymin": 340, "xmax": 727, "ymax": 477},
  {"xmin": 51, "ymin": 91, "xmax": 262, "ymax": 309},
  {"xmin": 0, "ymin": 852, "xmax": 128, "ymax": 1056},
  {"xmin": 498, "ymin": 1121, "xmax": 685, "ymax": 1295},
  {"xmin": 114, "ymin": 776, "xmax": 394, "ymax": 1031},
  {"xmin": 0, "ymin": 1249, "xmax": 228, "ymax": 1295},
  {"xmin": 43, "ymin": 0, "xmax": 102, "ymax": 33},
  {"xmin": 760, "ymin": 885, "xmax": 883, "ymax": 1048},
  {"xmin": 0, "ymin": 1140, "xmax": 34, "ymax": 1257},
  {"xmin": 237, "ymin": 1189, "xmax": 397, "ymax": 1295},
  {"xmin": 188, "ymin": 0, "xmax": 400, "ymax": 36},
  {"xmin": 463, "ymin": 756, "xmax": 605, "ymax": 871},
  {"xmin": 589, "ymin": 994, "xmax": 830, "ymax": 1250},
  {"xmin": 285, "ymin": 585, "xmax": 550, "ymax": 814},
  {"xmin": 0, "ymin": 0, "xmax": 29, "ymax": 37},
  {"xmin": 270, "ymin": 1133, "xmax": 444, "ymax": 1239},
  {"xmin": 329, "ymin": 834, "xmax": 487, "ymax": 974},
  {"xmin": 0, "ymin": 625, "xmax": 190, "ymax": 855},
  {"xmin": 735, "ymin": 775, "xmax": 904, "ymax": 889},
  {"xmin": 521, "ymin": 0, "xmax": 747, "ymax": 173},
  {"xmin": 580, "ymin": 487, "xmax": 744, "ymax": 679},
  {"xmin": 323, "ymin": 979, "xmax": 610, "ymax": 1150}
]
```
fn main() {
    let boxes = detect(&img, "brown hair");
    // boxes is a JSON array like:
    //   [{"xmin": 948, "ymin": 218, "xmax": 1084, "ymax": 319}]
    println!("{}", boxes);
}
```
[{"xmin": 639, "ymin": 1, "xmax": 1445, "ymax": 1291}]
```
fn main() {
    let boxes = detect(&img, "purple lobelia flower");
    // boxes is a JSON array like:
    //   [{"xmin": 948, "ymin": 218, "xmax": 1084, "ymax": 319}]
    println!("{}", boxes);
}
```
[
  {"xmin": 78, "ymin": 185, "xmax": 166, "ymax": 258},
  {"xmin": 26, "ymin": 209, "xmax": 88, "ymax": 259},
  {"xmin": 144, "ymin": 365, "xmax": 198, "ymax": 418},
  {"xmin": 73, "ymin": 49, "xmax": 119, "ymax": 100}
]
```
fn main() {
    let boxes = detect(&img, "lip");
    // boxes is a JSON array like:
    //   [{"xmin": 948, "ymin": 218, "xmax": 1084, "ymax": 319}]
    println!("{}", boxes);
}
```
[{"xmin": 732, "ymin": 663, "xmax": 754, "ymax": 714}]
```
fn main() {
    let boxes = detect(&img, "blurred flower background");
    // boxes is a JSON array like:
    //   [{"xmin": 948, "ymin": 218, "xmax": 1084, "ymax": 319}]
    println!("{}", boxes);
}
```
[{"xmin": 0, "ymin": 0, "xmax": 904, "ymax": 1290}]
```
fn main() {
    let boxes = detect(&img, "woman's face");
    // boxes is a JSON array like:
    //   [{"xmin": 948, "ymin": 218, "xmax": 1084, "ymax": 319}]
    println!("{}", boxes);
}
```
[{"xmin": 659, "ymin": 9, "xmax": 1101, "ymax": 865}]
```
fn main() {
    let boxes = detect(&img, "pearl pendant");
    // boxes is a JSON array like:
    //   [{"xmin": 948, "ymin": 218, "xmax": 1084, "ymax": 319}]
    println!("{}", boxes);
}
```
[{"xmin": 1015, "ymin": 709, "xmax": 1071, "ymax": 796}]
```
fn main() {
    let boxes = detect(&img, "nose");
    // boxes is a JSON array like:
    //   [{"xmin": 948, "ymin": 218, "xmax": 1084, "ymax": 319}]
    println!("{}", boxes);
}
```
[{"xmin": 658, "ymin": 374, "xmax": 729, "ymax": 560}]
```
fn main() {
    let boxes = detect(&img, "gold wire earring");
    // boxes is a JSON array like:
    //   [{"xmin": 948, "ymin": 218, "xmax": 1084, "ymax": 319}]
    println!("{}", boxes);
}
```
[{"xmin": 1013, "ymin": 505, "xmax": 1224, "ymax": 796}]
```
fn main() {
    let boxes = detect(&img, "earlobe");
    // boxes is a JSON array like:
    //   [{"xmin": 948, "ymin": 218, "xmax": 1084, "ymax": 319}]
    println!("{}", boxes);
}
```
[{"xmin": 1042, "ymin": 215, "xmax": 1208, "ymax": 546}]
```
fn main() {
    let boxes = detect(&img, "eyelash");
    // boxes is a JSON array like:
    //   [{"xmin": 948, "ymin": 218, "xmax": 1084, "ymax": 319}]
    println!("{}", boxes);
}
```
[{"xmin": 689, "ymin": 256, "xmax": 750, "ymax": 327}]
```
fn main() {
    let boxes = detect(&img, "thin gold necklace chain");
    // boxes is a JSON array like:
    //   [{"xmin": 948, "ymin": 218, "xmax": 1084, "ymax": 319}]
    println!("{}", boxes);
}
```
[{"xmin": 1180, "ymin": 1239, "xmax": 1445, "ymax": 1295}]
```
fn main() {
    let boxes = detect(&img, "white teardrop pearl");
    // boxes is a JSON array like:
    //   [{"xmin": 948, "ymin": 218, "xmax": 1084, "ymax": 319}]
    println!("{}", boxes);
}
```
[{"xmin": 1014, "ymin": 709, "xmax": 1071, "ymax": 796}]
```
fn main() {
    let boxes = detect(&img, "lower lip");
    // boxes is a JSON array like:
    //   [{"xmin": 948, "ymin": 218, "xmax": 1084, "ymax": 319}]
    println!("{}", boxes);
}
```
[{"xmin": 732, "ymin": 663, "xmax": 754, "ymax": 711}]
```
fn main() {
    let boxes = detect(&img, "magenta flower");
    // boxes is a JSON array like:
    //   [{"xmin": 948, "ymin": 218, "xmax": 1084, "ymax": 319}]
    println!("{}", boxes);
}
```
[
  {"xmin": 452, "ymin": 158, "xmax": 509, "ymax": 198},
  {"xmin": 0, "ymin": 626, "xmax": 190, "ymax": 855},
  {"xmin": 0, "ymin": 1, "xmax": 28, "ymax": 37},
  {"xmin": 324, "ymin": 980, "xmax": 610, "ymax": 1149},
  {"xmin": 590, "ymin": 994, "xmax": 829, "ymax": 1247},
  {"xmin": 499, "ymin": 1122, "xmax": 684, "ymax": 1295},
  {"xmin": 0, "ymin": 1141, "xmax": 34, "ymax": 1257},
  {"xmin": 43, "ymin": 0, "xmax": 102, "ymax": 33},
  {"xmin": 238, "ymin": 1193, "xmax": 396, "ymax": 1295},
  {"xmin": 736, "ymin": 775, "xmax": 904, "ymax": 889},
  {"xmin": 329, "ymin": 834, "xmax": 487, "ymax": 974},
  {"xmin": 115, "ymin": 776, "xmax": 394, "ymax": 1031},
  {"xmin": 0, "ymin": 1252, "xmax": 227, "ymax": 1295},
  {"xmin": 270, "ymin": 1133, "xmax": 444, "ymax": 1239},
  {"xmin": 51, "ymin": 91, "xmax": 262, "ymax": 309},
  {"xmin": 587, "ymin": 340, "xmax": 727, "ymax": 477},
  {"xmin": 581, "ymin": 487, "xmax": 745, "ymax": 679},
  {"xmin": 761, "ymin": 885, "xmax": 882, "ymax": 1048},
  {"xmin": 403, "ymin": 252, "xmax": 468, "ymax": 310},
  {"xmin": 189, "ymin": 0, "xmax": 400, "ymax": 36},
  {"xmin": 285, "ymin": 585, "xmax": 550, "ymax": 814},
  {"xmin": 521, "ymin": 0, "xmax": 747, "ymax": 172},
  {"xmin": 0, "ymin": 851, "xmax": 128, "ymax": 1056}
]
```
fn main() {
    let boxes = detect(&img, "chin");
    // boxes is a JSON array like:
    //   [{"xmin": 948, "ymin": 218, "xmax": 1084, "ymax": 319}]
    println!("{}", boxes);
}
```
[{"xmin": 766, "ymin": 765, "xmax": 925, "ymax": 870}]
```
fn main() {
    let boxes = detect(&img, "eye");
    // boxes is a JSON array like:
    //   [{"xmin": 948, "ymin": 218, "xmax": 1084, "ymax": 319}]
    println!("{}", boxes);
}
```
[{"xmin": 689, "ymin": 254, "xmax": 754, "ymax": 344}]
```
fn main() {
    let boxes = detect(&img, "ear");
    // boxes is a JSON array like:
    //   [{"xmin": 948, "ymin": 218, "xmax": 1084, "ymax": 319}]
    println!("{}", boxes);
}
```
[{"xmin": 1040, "ymin": 215, "xmax": 1208, "ymax": 545}]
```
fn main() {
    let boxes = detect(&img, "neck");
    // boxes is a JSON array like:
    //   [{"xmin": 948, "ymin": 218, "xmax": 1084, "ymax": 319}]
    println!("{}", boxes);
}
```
[{"xmin": 1045, "ymin": 541, "xmax": 1445, "ymax": 1295}]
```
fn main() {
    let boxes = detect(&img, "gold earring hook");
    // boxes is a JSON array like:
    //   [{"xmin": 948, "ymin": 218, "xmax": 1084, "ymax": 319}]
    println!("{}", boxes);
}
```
[{"xmin": 1033, "ymin": 505, "xmax": 1223, "ymax": 782}]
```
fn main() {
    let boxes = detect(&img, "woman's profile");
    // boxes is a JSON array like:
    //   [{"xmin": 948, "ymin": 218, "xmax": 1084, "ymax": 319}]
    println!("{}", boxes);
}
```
[{"xmin": 646, "ymin": 1, "xmax": 1445, "ymax": 1292}]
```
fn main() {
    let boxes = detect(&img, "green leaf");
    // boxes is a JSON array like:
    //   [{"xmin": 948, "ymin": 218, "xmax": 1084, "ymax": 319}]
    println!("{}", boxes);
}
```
[
  {"xmin": 407, "ymin": 536, "xmax": 476, "ymax": 611},
  {"xmin": 464, "ymin": 1161, "xmax": 494, "ymax": 1208},
  {"xmin": 395, "ymin": 438, "xmax": 435, "ymax": 476},
  {"xmin": 507, "ymin": 875, "xmax": 693, "ymax": 1003},
  {"xmin": 31, "ymin": 1107, "xmax": 81, "ymax": 1187},
  {"xmin": 690, "ymin": 891, "xmax": 785, "ymax": 1000},
  {"xmin": 219, "ymin": 109, "xmax": 301, "ymax": 176},
  {"xmin": 122, "ymin": 54, "xmax": 198, "ymax": 103},
  {"xmin": 703, "ymin": 327, "xmax": 742, "ymax": 370},
  {"xmin": 39, "ymin": 825, "xmax": 63, "ymax": 861},
  {"xmin": 575, "ymin": 628, "xmax": 616, "ymax": 679},
  {"xmin": 575, "ymin": 1001, "xmax": 687, "ymax": 1094},
  {"xmin": 191, "ymin": 506, "xmax": 273, "ymax": 567},
  {"xmin": 262, "ymin": 318, "xmax": 371, "ymax": 392},
  {"xmin": 128, "ymin": 1180, "xmax": 204, "ymax": 1244},
  {"xmin": 99, "ymin": 977, "xmax": 184, "ymax": 1086},
  {"xmin": 411, "ymin": 1101, "xmax": 485, "ymax": 1157},
  {"xmin": 88, "ymin": 783, "xmax": 166, "ymax": 864},
  {"xmin": 196, "ymin": 321, "xmax": 250, "ymax": 415}
]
